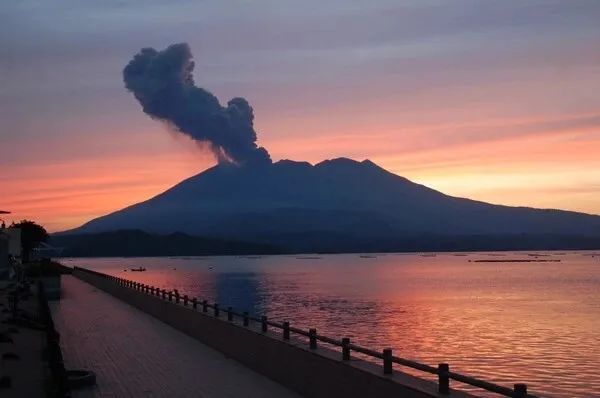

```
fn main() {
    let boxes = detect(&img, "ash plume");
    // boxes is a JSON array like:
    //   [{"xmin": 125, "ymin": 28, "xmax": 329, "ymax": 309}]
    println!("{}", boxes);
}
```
[{"xmin": 123, "ymin": 43, "xmax": 271, "ymax": 165}]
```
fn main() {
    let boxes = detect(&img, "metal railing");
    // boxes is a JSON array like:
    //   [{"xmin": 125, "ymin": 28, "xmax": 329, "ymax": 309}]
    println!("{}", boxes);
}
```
[{"xmin": 74, "ymin": 266, "xmax": 538, "ymax": 398}]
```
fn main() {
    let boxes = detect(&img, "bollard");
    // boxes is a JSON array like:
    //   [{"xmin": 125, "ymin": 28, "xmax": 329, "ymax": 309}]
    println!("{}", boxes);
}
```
[
  {"xmin": 438, "ymin": 363, "xmax": 450, "ymax": 395},
  {"xmin": 283, "ymin": 322, "xmax": 290, "ymax": 340},
  {"xmin": 162, "ymin": 289, "xmax": 166, "ymax": 299},
  {"xmin": 192, "ymin": 298, "xmax": 198, "ymax": 310},
  {"xmin": 227, "ymin": 307, "xmax": 233, "ymax": 321},
  {"xmin": 175, "ymin": 291, "xmax": 180, "ymax": 304},
  {"xmin": 150, "ymin": 287, "xmax": 154, "ymax": 295},
  {"xmin": 309, "ymin": 328, "xmax": 317, "ymax": 349},
  {"xmin": 383, "ymin": 348, "xmax": 393, "ymax": 374},
  {"xmin": 202, "ymin": 300, "xmax": 208, "ymax": 313},
  {"xmin": 243, "ymin": 312, "xmax": 249, "ymax": 327},
  {"xmin": 183, "ymin": 295, "xmax": 188, "ymax": 306},
  {"xmin": 514, "ymin": 384, "xmax": 527, "ymax": 398},
  {"xmin": 342, "ymin": 338, "xmax": 351, "ymax": 360},
  {"xmin": 214, "ymin": 303, "xmax": 220, "ymax": 317},
  {"xmin": 168, "ymin": 291, "xmax": 173, "ymax": 302},
  {"xmin": 261, "ymin": 316, "xmax": 268, "ymax": 333}
]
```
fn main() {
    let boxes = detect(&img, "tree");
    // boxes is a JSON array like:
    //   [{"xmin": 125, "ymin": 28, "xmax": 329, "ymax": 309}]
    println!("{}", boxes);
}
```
[{"xmin": 9, "ymin": 220, "xmax": 49, "ymax": 263}]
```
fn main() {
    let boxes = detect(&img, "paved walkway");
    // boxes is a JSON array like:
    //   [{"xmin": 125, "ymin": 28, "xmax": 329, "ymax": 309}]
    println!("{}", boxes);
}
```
[{"xmin": 50, "ymin": 276, "xmax": 300, "ymax": 398}]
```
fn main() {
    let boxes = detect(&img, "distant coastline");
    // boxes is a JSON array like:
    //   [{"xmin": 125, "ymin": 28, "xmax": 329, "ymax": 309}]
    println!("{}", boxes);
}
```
[{"xmin": 51, "ymin": 229, "xmax": 600, "ymax": 257}]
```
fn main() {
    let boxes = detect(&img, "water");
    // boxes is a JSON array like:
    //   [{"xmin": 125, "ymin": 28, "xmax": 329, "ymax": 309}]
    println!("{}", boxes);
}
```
[{"xmin": 63, "ymin": 251, "xmax": 600, "ymax": 397}]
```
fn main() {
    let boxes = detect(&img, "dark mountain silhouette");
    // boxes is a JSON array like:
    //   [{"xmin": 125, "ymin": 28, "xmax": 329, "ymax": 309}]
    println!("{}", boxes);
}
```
[
  {"xmin": 63, "ymin": 158, "xmax": 600, "ymax": 252},
  {"xmin": 51, "ymin": 229, "xmax": 282, "ymax": 257}
]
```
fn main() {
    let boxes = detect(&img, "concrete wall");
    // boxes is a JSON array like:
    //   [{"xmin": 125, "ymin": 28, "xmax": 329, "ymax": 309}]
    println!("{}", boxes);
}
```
[{"xmin": 73, "ymin": 268, "xmax": 473, "ymax": 398}]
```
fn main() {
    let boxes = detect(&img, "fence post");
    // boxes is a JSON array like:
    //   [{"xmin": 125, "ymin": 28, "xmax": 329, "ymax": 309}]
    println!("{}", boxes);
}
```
[
  {"xmin": 261, "ymin": 316, "xmax": 268, "ymax": 333},
  {"xmin": 514, "ymin": 384, "xmax": 527, "ymax": 398},
  {"xmin": 438, "ymin": 363, "xmax": 450, "ymax": 394},
  {"xmin": 214, "ymin": 303, "xmax": 219, "ymax": 317},
  {"xmin": 342, "ymin": 338, "xmax": 351, "ymax": 360},
  {"xmin": 243, "ymin": 312, "xmax": 249, "ymax": 326},
  {"xmin": 202, "ymin": 300, "xmax": 208, "ymax": 313},
  {"xmin": 192, "ymin": 298, "xmax": 198, "ymax": 309},
  {"xmin": 283, "ymin": 322, "xmax": 290, "ymax": 340},
  {"xmin": 227, "ymin": 307, "xmax": 233, "ymax": 321},
  {"xmin": 183, "ymin": 295, "xmax": 188, "ymax": 306},
  {"xmin": 309, "ymin": 328, "xmax": 317, "ymax": 349},
  {"xmin": 383, "ymin": 348, "xmax": 393, "ymax": 374}
]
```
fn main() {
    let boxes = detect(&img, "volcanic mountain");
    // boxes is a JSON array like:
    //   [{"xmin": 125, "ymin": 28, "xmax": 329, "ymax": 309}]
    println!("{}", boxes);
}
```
[{"xmin": 65, "ymin": 158, "xmax": 600, "ymax": 252}]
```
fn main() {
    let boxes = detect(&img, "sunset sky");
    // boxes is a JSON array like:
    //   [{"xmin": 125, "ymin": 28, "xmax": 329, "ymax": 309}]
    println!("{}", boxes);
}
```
[{"xmin": 1, "ymin": 1, "xmax": 599, "ymax": 232}]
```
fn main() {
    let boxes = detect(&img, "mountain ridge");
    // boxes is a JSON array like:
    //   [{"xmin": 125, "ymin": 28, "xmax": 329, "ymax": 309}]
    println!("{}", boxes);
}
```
[{"xmin": 63, "ymin": 157, "xmax": 600, "ymax": 252}]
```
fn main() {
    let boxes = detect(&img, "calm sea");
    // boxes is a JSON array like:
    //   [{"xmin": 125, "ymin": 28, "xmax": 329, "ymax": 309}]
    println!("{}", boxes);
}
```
[{"xmin": 63, "ymin": 251, "xmax": 600, "ymax": 397}]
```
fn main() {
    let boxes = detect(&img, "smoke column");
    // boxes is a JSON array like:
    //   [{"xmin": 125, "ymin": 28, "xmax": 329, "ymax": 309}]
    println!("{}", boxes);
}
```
[{"xmin": 123, "ymin": 43, "xmax": 271, "ymax": 165}]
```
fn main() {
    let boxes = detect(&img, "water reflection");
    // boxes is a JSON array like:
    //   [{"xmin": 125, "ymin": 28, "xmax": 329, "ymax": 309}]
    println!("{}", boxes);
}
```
[
  {"xmin": 214, "ymin": 272, "xmax": 263, "ymax": 315},
  {"xmin": 64, "ymin": 252, "xmax": 600, "ymax": 398}
]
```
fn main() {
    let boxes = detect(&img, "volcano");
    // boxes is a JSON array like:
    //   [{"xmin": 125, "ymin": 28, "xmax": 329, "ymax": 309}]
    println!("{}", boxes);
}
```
[{"xmin": 65, "ymin": 158, "xmax": 600, "ymax": 252}]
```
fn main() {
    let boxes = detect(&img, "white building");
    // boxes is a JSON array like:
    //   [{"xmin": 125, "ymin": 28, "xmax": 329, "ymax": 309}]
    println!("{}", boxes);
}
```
[{"xmin": 0, "ymin": 227, "xmax": 21, "ymax": 278}]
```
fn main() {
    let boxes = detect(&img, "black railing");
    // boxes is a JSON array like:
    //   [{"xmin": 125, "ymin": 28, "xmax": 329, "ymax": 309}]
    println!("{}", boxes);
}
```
[{"xmin": 73, "ymin": 266, "xmax": 538, "ymax": 398}]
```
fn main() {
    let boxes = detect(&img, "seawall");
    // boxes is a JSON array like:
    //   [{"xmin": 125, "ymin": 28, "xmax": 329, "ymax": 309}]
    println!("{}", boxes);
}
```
[{"xmin": 73, "ymin": 267, "xmax": 473, "ymax": 398}]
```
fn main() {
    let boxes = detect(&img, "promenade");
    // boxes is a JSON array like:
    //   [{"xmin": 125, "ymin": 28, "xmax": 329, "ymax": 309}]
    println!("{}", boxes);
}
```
[{"xmin": 50, "ymin": 275, "xmax": 299, "ymax": 397}]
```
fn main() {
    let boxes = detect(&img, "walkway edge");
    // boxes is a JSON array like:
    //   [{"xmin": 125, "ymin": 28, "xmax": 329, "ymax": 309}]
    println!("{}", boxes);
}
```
[{"xmin": 73, "ymin": 268, "xmax": 473, "ymax": 398}]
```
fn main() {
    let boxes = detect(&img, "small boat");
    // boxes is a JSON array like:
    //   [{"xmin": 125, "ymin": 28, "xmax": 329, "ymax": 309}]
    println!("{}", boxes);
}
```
[{"xmin": 130, "ymin": 267, "xmax": 146, "ymax": 272}]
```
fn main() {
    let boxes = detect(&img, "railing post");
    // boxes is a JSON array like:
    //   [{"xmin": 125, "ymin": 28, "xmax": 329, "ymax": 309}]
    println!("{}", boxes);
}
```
[
  {"xmin": 214, "ymin": 303, "xmax": 219, "ymax": 317},
  {"xmin": 243, "ymin": 312, "xmax": 249, "ymax": 326},
  {"xmin": 514, "ymin": 384, "xmax": 527, "ymax": 398},
  {"xmin": 342, "ymin": 338, "xmax": 351, "ymax": 360},
  {"xmin": 383, "ymin": 348, "xmax": 393, "ymax": 374},
  {"xmin": 202, "ymin": 300, "xmax": 208, "ymax": 313},
  {"xmin": 438, "ymin": 363, "xmax": 450, "ymax": 395},
  {"xmin": 227, "ymin": 307, "xmax": 233, "ymax": 321},
  {"xmin": 183, "ymin": 295, "xmax": 188, "ymax": 306},
  {"xmin": 192, "ymin": 298, "xmax": 198, "ymax": 309},
  {"xmin": 283, "ymin": 322, "xmax": 290, "ymax": 340},
  {"xmin": 261, "ymin": 316, "xmax": 268, "ymax": 333},
  {"xmin": 309, "ymin": 328, "xmax": 317, "ymax": 349}
]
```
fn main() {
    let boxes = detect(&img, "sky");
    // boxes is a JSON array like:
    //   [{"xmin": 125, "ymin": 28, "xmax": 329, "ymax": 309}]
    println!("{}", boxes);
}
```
[{"xmin": 1, "ymin": 0, "xmax": 599, "ymax": 232}]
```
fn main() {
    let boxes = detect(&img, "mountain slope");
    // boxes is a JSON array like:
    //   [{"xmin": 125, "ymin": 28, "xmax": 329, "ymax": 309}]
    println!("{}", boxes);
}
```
[{"xmin": 65, "ymin": 158, "xmax": 600, "ymax": 251}]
